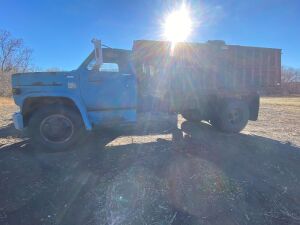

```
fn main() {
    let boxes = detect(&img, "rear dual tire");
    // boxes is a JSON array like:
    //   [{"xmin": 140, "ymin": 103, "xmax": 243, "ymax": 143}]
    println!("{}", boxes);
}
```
[
  {"xmin": 211, "ymin": 100, "xmax": 249, "ymax": 133},
  {"xmin": 182, "ymin": 100, "xmax": 249, "ymax": 133}
]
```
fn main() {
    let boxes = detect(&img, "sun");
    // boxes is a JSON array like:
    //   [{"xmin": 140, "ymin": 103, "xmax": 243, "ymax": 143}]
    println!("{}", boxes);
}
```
[{"xmin": 163, "ymin": 3, "xmax": 193, "ymax": 44}]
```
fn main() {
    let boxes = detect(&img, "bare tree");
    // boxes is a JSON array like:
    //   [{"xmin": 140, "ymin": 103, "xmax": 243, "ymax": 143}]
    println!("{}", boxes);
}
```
[
  {"xmin": 281, "ymin": 66, "xmax": 300, "ymax": 83},
  {"xmin": 0, "ymin": 29, "xmax": 33, "ymax": 96},
  {"xmin": 281, "ymin": 66, "xmax": 300, "ymax": 95},
  {"xmin": 0, "ymin": 29, "xmax": 33, "ymax": 73}
]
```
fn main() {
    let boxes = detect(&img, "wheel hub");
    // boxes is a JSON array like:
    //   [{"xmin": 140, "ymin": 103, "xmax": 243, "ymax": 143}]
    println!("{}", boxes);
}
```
[{"xmin": 40, "ymin": 114, "xmax": 74, "ymax": 144}]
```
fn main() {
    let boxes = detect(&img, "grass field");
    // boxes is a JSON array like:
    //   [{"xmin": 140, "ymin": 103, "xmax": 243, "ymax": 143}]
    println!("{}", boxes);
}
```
[
  {"xmin": 261, "ymin": 96, "xmax": 300, "ymax": 107},
  {"xmin": 0, "ymin": 97, "xmax": 15, "ymax": 106},
  {"xmin": 245, "ymin": 97, "xmax": 300, "ymax": 146},
  {"xmin": 0, "ymin": 96, "xmax": 300, "ymax": 224}
]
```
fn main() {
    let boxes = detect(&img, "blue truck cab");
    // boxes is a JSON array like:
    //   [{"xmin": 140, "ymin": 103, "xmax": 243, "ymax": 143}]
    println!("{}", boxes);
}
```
[
  {"xmin": 12, "ymin": 39, "xmax": 261, "ymax": 151},
  {"xmin": 12, "ymin": 42, "xmax": 139, "ymax": 150}
]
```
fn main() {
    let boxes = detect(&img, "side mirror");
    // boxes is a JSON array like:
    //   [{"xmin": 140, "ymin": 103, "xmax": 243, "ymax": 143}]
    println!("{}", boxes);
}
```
[{"xmin": 91, "ymin": 38, "xmax": 103, "ymax": 70}]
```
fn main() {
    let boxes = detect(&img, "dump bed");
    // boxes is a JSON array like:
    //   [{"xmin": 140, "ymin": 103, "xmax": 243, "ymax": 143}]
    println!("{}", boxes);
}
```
[
  {"xmin": 132, "ymin": 40, "xmax": 280, "ymax": 111},
  {"xmin": 133, "ymin": 40, "xmax": 281, "ymax": 93}
]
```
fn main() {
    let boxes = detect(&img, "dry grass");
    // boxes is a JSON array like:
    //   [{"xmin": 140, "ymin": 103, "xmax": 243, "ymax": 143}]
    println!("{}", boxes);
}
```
[
  {"xmin": 261, "ymin": 97, "xmax": 300, "ymax": 107},
  {"xmin": 0, "ymin": 97, "xmax": 15, "ymax": 106},
  {"xmin": 245, "ymin": 97, "xmax": 300, "ymax": 146}
]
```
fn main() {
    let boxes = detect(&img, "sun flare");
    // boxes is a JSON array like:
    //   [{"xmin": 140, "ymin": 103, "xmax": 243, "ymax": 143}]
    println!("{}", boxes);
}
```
[{"xmin": 163, "ymin": 3, "xmax": 193, "ymax": 45}]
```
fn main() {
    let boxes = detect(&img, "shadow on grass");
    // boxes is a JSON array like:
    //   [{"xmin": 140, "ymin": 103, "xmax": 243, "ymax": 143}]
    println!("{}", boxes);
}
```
[{"xmin": 0, "ymin": 121, "xmax": 300, "ymax": 225}]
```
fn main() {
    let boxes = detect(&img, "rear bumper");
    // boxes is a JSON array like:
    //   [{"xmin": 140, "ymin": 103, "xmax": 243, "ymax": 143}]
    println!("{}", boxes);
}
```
[{"xmin": 13, "ymin": 112, "xmax": 24, "ymax": 130}]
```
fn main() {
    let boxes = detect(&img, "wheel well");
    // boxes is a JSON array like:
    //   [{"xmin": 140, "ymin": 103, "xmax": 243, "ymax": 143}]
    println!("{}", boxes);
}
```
[{"xmin": 22, "ymin": 97, "xmax": 81, "ymax": 126}]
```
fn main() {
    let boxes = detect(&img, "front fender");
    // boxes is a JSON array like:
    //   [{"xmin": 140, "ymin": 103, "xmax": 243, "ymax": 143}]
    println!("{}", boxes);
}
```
[{"xmin": 18, "ymin": 92, "xmax": 92, "ymax": 130}]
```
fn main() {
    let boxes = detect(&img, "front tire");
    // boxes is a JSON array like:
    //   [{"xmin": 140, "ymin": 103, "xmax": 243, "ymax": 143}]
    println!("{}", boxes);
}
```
[{"xmin": 28, "ymin": 105, "xmax": 85, "ymax": 152}]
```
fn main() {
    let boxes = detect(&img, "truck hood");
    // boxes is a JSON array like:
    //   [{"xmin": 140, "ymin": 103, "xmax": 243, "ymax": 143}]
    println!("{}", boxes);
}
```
[{"xmin": 12, "ymin": 71, "xmax": 71, "ymax": 87}]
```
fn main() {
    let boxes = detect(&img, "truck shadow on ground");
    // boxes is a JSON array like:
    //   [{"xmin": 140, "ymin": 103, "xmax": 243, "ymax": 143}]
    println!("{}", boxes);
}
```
[
  {"xmin": 1, "ymin": 122, "xmax": 300, "ymax": 225},
  {"xmin": 0, "ymin": 123, "xmax": 21, "ymax": 139}
]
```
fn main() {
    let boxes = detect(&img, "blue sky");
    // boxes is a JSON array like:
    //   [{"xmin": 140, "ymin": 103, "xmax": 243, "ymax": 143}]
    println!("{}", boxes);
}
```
[{"xmin": 1, "ymin": 0, "xmax": 299, "ymax": 70}]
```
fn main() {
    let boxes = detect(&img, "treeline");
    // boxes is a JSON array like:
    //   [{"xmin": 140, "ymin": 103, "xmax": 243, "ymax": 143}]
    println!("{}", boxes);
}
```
[
  {"xmin": 0, "ymin": 29, "xmax": 33, "ymax": 96},
  {"xmin": 281, "ymin": 66, "xmax": 300, "ymax": 94},
  {"xmin": 281, "ymin": 66, "xmax": 300, "ymax": 83},
  {"xmin": 0, "ymin": 29, "xmax": 62, "ymax": 96}
]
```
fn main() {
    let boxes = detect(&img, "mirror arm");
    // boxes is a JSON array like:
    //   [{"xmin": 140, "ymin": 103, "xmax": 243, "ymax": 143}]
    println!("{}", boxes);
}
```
[{"xmin": 91, "ymin": 38, "xmax": 103, "ymax": 68}]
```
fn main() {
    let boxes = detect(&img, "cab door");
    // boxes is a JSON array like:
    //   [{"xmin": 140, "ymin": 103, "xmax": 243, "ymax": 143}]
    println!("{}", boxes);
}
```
[{"xmin": 80, "ymin": 59, "xmax": 137, "ymax": 125}]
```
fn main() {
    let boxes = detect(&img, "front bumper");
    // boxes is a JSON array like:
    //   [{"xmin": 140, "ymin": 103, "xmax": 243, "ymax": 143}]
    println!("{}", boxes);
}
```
[{"xmin": 13, "ymin": 112, "xmax": 24, "ymax": 130}]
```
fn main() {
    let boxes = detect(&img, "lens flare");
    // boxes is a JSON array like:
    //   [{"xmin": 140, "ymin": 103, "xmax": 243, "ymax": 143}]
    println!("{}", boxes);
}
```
[{"xmin": 163, "ymin": 3, "xmax": 193, "ymax": 45}]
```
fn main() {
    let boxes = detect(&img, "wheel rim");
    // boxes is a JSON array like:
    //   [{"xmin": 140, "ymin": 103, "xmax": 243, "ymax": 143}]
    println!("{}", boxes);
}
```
[
  {"xmin": 227, "ymin": 108, "xmax": 242, "ymax": 125},
  {"xmin": 40, "ymin": 114, "xmax": 74, "ymax": 144}
]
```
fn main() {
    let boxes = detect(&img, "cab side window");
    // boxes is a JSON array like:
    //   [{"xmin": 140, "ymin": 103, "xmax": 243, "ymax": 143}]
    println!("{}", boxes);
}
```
[
  {"xmin": 100, "ymin": 63, "xmax": 119, "ymax": 72},
  {"xmin": 87, "ymin": 58, "xmax": 119, "ymax": 73}
]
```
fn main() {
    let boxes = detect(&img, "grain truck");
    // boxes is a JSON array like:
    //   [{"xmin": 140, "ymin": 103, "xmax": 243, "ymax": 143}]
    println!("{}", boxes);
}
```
[{"xmin": 11, "ymin": 39, "xmax": 281, "ymax": 151}]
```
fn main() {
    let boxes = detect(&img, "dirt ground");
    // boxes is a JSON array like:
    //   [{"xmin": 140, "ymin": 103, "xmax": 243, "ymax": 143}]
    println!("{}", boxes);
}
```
[{"xmin": 0, "ymin": 97, "xmax": 300, "ymax": 225}]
